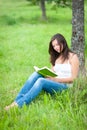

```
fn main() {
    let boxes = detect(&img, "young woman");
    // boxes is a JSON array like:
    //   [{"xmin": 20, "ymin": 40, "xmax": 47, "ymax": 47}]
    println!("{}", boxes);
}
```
[{"xmin": 5, "ymin": 33, "xmax": 79, "ymax": 110}]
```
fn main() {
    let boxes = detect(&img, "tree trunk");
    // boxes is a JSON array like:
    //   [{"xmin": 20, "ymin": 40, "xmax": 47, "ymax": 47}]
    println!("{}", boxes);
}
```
[
  {"xmin": 71, "ymin": 0, "xmax": 85, "ymax": 75},
  {"xmin": 40, "ymin": 0, "xmax": 47, "ymax": 20}
]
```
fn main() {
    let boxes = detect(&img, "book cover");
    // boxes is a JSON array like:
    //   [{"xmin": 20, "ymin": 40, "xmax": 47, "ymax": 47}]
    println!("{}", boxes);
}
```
[{"xmin": 34, "ymin": 66, "xmax": 57, "ymax": 77}]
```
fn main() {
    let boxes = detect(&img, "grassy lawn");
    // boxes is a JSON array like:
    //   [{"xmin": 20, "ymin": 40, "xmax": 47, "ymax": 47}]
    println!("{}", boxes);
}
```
[{"xmin": 0, "ymin": 0, "xmax": 87, "ymax": 130}]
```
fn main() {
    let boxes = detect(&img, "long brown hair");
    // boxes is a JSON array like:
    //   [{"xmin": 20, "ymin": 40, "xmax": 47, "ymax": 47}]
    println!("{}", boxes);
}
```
[{"xmin": 49, "ymin": 33, "xmax": 72, "ymax": 65}]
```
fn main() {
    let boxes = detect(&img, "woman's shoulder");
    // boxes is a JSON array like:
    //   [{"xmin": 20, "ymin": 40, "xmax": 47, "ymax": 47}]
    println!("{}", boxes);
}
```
[
  {"xmin": 69, "ymin": 52, "xmax": 78, "ymax": 58},
  {"xmin": 69, "ymin": 52, "xmax": 79, "ymax": 64}
]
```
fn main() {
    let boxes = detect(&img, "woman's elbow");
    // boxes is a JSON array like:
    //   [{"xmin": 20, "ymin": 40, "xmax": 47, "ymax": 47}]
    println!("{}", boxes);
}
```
[{"xmin": 71, "ymin": 75, "xmax": 77, "ymax": 82}]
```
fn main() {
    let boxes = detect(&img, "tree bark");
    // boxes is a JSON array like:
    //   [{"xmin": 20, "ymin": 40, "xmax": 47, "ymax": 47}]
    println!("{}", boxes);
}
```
[
  {"xmin": 71, "ymin": 0, "xmax": 85, "ymax": 75},
  {"xmin": 40, "ymin": 0, "xmax": 47, "ymax": 20}
]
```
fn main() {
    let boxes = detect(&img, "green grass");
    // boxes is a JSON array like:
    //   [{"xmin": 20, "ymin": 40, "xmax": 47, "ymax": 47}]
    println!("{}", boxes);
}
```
[{"xmin": 0, "ymin": 0, "xmax": 87, "ymax": 130}]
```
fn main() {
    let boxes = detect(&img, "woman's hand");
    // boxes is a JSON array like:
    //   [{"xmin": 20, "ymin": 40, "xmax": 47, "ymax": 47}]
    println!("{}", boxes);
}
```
[
  {"xmin": 46, "ymin": 76, "xmax": 57, "ymax": 82},
  {"xmin": 46, "ymin": 76, "xmax": 73, "ymax": 83}
]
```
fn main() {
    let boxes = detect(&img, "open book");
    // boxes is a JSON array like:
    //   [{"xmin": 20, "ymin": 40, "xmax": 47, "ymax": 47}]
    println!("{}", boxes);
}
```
[{"xmin": 34, "ymin": 66, "xmax": 57, "ymax": 77}]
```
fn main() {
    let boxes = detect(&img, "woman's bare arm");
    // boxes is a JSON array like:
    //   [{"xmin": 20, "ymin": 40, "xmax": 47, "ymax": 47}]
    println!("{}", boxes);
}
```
[{"xmin": 47, "ymin": 54, "xmax": 79, "ymax": 83}]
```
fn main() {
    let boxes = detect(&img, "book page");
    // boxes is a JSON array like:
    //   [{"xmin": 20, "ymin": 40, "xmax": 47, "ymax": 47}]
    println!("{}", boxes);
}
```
[{"xmin": 34, "ymin": 66, "xmax": 40, "ymax": 71}]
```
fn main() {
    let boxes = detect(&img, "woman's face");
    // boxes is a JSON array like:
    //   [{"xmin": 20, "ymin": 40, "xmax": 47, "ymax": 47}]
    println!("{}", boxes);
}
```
[{"xmin": 52, "ymin": 39, "xmax": 63, "ymax": 53}]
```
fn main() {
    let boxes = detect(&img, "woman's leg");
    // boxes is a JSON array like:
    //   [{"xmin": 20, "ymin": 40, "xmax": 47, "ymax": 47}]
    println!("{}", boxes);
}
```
[
  {"xmin": 43, "ymin": 79, "xmax": 68, "ymax": 94},
  {"xmin": 16, "ymin": 78, "xmax": 68, "ymax": 107},
  {"xmin": 5, "ymin": 72, "xmax": 43, "ymax": 110},
  {"xmin": 15, "ymin": 72, "xmax": 43, "ymax": 102}
]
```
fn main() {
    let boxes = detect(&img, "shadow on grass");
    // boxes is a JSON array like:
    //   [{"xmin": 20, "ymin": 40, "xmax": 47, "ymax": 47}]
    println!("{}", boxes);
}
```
[{"xmin": 0, "ymin": 14, "xmax": 71, "ymax": 26}]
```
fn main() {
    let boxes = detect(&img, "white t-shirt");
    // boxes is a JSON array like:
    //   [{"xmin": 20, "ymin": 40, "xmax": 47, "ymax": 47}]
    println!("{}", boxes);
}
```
[
  {"xmin": 53, "ymin": 62, "xmax": 72, "ymax": 78},
  {"xmin": 54, "ymin": 62, "xmax": 73, "ymax": 87}
]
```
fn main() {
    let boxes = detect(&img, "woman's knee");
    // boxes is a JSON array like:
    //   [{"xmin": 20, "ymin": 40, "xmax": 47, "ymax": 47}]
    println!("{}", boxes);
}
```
[
  {"xmin": 28, "ymin": 72, "xmax": 41, "ymax": 80},
  {"xmin": 35, "ymin": 78, "xmax": 45, "ymax": 87}
]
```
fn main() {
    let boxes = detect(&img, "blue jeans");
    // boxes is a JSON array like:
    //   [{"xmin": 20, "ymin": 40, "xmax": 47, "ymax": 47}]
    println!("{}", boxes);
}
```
[{"xmin": 15, "ymin": 72, "xmax": 68, "ymax": 107}]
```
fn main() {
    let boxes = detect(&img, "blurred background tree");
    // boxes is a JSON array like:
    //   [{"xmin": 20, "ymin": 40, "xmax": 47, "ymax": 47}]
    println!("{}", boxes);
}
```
[{"xmin": 27, "ymin": 0, "xmax": 72, "ymax": 20}]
